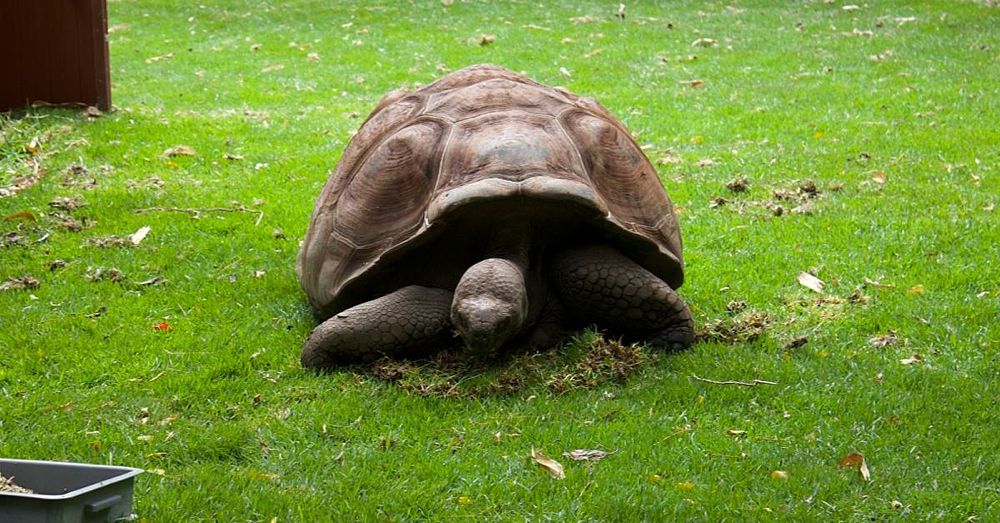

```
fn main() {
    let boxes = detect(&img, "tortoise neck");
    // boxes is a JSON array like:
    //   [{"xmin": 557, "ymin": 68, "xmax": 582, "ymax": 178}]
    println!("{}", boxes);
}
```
[{"xmin": 484, "ymin": 220, "xmax": 533, "ymax": 271}]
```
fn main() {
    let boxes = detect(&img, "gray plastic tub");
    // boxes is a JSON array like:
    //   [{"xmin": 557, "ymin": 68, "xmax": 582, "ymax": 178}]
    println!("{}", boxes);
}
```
[{"xmin": 0, "ymin": 458, "xmax": 142, "ymax": 522}]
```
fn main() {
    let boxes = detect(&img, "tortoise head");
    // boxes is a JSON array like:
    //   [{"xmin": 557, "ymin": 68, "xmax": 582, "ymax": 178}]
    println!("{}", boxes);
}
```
[{"xmin": 451, "ymin": 258, "xmax": 528, "ymax": 355}]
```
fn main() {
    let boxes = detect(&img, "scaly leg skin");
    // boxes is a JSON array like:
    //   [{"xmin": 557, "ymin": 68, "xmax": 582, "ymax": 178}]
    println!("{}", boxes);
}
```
[
  {"xmin": 301, "ymin": 285, "xmax": 455, "ymax": 369},
  {"xmin": 551, "ymin": 244, "xmax": 694, "ymax": 351}
]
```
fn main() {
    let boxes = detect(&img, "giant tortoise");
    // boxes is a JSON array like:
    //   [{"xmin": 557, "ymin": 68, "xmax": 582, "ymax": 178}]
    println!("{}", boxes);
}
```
[{"xmin": 297, "ymin": 64, "xmax": 693, "ymax": 368}]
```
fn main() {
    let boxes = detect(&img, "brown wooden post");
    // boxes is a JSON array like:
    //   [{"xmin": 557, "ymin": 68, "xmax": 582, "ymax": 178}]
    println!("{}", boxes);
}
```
[{"xmin": 0, "ymin": 0, "xmax": 111, "ymax": 111}]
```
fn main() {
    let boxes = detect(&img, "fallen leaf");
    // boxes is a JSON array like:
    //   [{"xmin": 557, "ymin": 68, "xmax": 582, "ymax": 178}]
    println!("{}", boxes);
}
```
[
  {"xmin": 149, "ymin": 468, "xmax": 166, "ymax": 476},
  {"xmin": 675, "ymin": 481, "xmax": 696, "ymax": 490},
  {"xmin": 679, "ymin": 79, "xmax": 705, "ymax": 88},
  {"xmin": 562, "ymin": 449, "xmax": 610, "ymax": 461},
  {"xmin": 770, "ymin": 470, "xmax": 789, "ymax": 480},
  {"xmin": 559, "ymin": 67, "xmax": 572, "ymax": 77},
  {"xmin": 82, "ymin": 106, "xmax": 103, "ymax": 118},
  {"xmin": 784, "ymin": 336, "xmax": 809, "ymax": 349},
  {"xmin": 837, "ymin": 452, "xmax": 871, "ymax": 481},
  {"xmin": 162, "ymin": 145, "xmax": 197, "ymax": 158},
  {"xmin": 130, "ymin": 226, "xmax": 151, "ymax": 245},
  {"xmin": 261, "ymin": 64, "xmax": 284, "ymax": 73},
  {"xmin": 797, "ymin": 272, "xmax": 825, "ymax": 293},
  {"xmin": 3, "ymin": 210, "xmax": 37, "ymax": 222},
  {"xmin": 872, "ymin": 171, "xmax": 887, "ymax": 184},
  {"xmin": 478, "ymin": 34, "xmax": 496, "ymax": 46},
  {"xmin": 145, "ymin": 53, "xmax": 174, "ymax": 64},
  {"xmin": 899, "ymin": 354, "xmax": 923, "ymax": 365},
  {"xmin": 868, "ymin": 331, "xmax": 899, "ymax": 348},
  {"xmin": 456, "ymin": 495, "xmax": 472, "ymax": 505},
  {"xmin": 154, "ymin": 321, "xmax": 171, "ymax": 332},
  {"xmin": 530, "ymin": 448, "xmax": 566, "ymax": 479},
  {"xmin": 907, "ymin": 284, "xmax": 925, "ymax": 295},
  {"xmin": 691, "ymin": 38, "xmax": 718, "ymax": 47},
  {"xmin": 616, "ymin": 3, "xmax": 626, "ymax": 19},
  {"xmin": 224, "ymin": 153, "xmax": 244, "ymax": 161},
  {"xmin": 25, "ymin": 136, "xmax": 42, "ymax": 154},
  {"xmin": 0, "ymin": 276, "xmax": 40, "ymax": 292},
  {"xmin": 138, "ymin": 434, "xmax": 155, "ymax": 442},
  {"xmin": 726, "ymin": 429, "xmax": 747, "ymax": 437},
  {"xmin": 863, "ymin": 277, "xmax": 894, "ymax": 289},
  {"xmin": 841, "ymin": 4, "xmax": 861, "ymax": 11},
  {"xmin": 306, "ymin": 52, "xmax": 321, "ymax": 62},
  {"xmin": 726, "ymin": 176, "xmax": 749, "ymax": 192}
]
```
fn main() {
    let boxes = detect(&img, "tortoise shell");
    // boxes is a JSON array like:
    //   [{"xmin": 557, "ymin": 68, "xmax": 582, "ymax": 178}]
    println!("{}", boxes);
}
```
[{"xmin": 297, "ymin": 64, "xmax": 684, "ymax": 320}]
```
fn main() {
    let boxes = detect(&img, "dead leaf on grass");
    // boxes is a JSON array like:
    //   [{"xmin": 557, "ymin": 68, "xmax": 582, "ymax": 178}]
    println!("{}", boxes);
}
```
[
  {"xmin": 726, "ymin": 176, "xmax": 749, "ymax": 192},
  {"xmin": 907, "ymin": 284, "xmax": 925, "ymax": 295},
  {"xmin": 797, "ymin": 272, "xmax": 825, "ymax": 293},
  {"xmin": 130, "ymin": 226, "xmax": 151, "ymax": 245},
  {"xmin": 3, "ymin": 210, "xmax": 37, "ymax": 223},
  {"xmin": 872, "ymin": 171, "xmax": 887, "ymax": 184},
  {"xmin": 770, "ymin": 470, "xmax": 789, "ymax": 480},
  {"xmin": 784, "ymin": 336, "xmax": 809, "ymax": 349},
  {"xmin": 145, "ymin": 53, "xmax": 174, "ymax": 64},
  {"xmin": 691, "ymin": 38, "xmax": 718, "ymax": 47},
  {"xmin": 726, "ymin": 429, "xmax": 748, "ymax": 437},
  {"xmin": 899, "ymin": 354, "xmax": 923, "ymax": 365},
  {"xmin": 82, "ymin": 106, "xmax": 103, "ymax": 118},
  {"xmin": 162, "ymin": 145, "xmax": 196, "ymax": 158},
  {"xmin": 0, "ymin": 276, "xmax": 39, "ymax": 292},
  {"xmin": 837, "ymin": 451, "xmax": 872, "ymax": 481},
  {"xmin": 679, "ymin": 79, "xmax": 705, "ymax": 88},
  {"xmin": 562, "ymin": 449, "xmax": 610, "ymax": 461},
  {"xmin": 531, "ymin": 448, "xmax": 566, "ymax": 479},
  {"xmin": 49, "ymin": 196, "xmax": 86, "ymax": 211},
  {"xmin": 868, "ymin": 331, "xmax": 899, "ymax": 348}
]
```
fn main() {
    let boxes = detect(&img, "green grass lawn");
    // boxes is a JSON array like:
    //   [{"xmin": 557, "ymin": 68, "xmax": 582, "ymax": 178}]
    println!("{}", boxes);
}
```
[{"xmin": 2, "ymin": 0, "xmax": 999, "ymax": 520}]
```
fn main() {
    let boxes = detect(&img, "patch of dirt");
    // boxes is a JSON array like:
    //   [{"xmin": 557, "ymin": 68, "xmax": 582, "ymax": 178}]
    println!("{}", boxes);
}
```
[{"xmin": 697, "ymin": 310, "xmax": 770, "ymax": 344}]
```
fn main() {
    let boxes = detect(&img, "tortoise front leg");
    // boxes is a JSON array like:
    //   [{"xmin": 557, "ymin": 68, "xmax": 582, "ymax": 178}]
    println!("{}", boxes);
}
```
[
  {"xmin": 550, "ymin": 244, "xmax": 694, "ymax": 351},
  {"xmin": 301, "ymin": 285, "xmax": 455, "ymax": 369}
]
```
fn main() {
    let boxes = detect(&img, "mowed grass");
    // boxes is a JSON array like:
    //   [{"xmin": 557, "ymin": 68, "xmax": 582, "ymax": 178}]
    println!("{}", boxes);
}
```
[{"xmin": 1, "ymin": 0, "xmax": 998, "ymax": 520}]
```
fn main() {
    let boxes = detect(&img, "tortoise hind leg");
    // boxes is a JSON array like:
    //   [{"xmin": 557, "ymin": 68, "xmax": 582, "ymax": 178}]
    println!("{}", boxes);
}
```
[
  {"xmin": 301, "ymin": 285, "xmax": 455, "ymax": 369},
  {"xmin": 550, "ymin": 244, "xmax": 694, "ymax": 351}
]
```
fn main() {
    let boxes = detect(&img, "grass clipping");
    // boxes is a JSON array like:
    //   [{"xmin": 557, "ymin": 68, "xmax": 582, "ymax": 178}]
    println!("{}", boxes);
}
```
[
  {"xmin": 370, "ymin": 334, "xmax": 650, "ymax": 398},
  {"xmin": 1, "ymin": 474, "xmax": 34, "ymax": 494}
]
